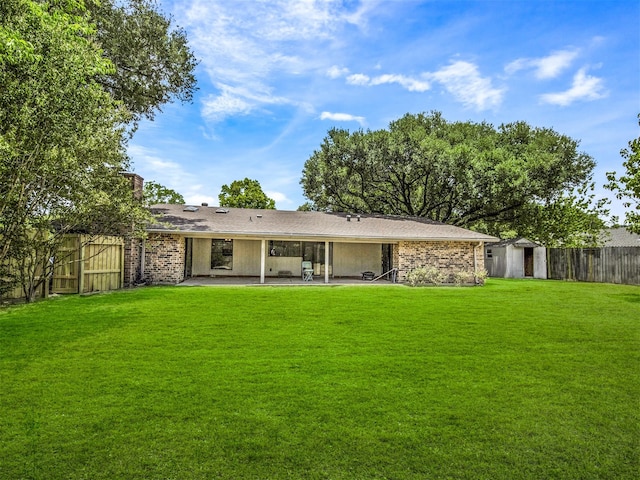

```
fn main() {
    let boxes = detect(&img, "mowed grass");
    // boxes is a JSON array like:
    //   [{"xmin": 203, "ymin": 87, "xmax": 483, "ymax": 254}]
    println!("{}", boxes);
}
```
[{"xmin": 1, "ymin": 280, "xmax": 639, "ymax": 479}]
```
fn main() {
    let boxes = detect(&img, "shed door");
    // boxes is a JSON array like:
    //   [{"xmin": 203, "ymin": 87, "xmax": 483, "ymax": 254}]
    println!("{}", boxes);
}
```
[{"xmin": 524, "ymin": 248, "xmax": 534, "ymax": 277}]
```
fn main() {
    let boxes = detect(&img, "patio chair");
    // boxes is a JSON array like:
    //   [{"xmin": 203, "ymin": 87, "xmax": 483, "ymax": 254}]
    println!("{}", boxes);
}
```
[
  {"xmin": 361, "ymin": 271, "xmax": 375, "ymax": 281},
  {"xmin": 302, "ymin": 261, "xmax": 314, "ymax": 281}
]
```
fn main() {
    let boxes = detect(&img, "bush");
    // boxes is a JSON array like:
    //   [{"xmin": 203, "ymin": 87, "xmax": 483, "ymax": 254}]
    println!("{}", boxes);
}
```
[
  {"xmin": 406, "ymin": 267, "xmax": 488, "ymax": 287},
  {"xmin": 453, "ymin": 271, "xmax": 473, "ymax": 286},
  {"xmin": 406, "ymin": 266, "xmax": 444, "ymax": 286},
  {"xmin": 474, "ymin": 269, "xmax": 489, "ymax": 285}
]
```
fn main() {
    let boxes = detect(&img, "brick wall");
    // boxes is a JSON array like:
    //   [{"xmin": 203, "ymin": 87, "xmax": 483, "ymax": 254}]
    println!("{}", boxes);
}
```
[
  {"xmin": 396, "ymin": 241, "xmax": 484, "ymax": 283},
  {"xmin": 123, "ymin": 237, "xmax": 142, "ymax": 287},
  {"xmin": 143, "ymin": 233, "xmax": 185, "ymax": 284}
]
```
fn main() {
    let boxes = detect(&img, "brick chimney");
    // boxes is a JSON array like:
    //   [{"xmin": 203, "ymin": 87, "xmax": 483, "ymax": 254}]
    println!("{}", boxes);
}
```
[{"xmin": 122, "ymin": 173, "xmax": 144, "ymax": 201}]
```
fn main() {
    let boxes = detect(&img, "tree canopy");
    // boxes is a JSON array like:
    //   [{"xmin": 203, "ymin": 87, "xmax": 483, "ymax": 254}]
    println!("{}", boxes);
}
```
[
  {"xmin": 219, "ymin": 178, "xmax": 276, "ymax": 210},
  {"xmin": 606, "ymin": 114, "xmax": 640, "ymax": 234},
  {"xmin": 0, "ymin": 0, "xmax": 151, "ymax": 300},
  {"xmin": 143, "ymin": 181, "xmax": 185, "ymax": 205},
  {"xmin": 301, "ymin": 112, "xmax": 608, "ymax": 246},
  {"xmin": 87, "ymin": 0, "xmax": 198, "ymax": 126}
]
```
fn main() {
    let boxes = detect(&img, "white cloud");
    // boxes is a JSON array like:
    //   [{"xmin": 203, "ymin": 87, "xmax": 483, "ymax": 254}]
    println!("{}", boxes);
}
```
[
  {"xmin": 506, "ymin": 49, "xmax": 579, "ymax": 79},
  {"xmin": 346, "ymin": 73, "xmax": 430, "ymax": 92},
  {"xmin": 201, "ymin": 84, "xmax": 293, "ymax": 122},
  {"xmin": 243, "ymin": 0, "xmax": 372, "ymax": 41},
  {"xmin": 183, "ymin": 190, "xmax": 218, "ymax": 207},
  {"xmin": 320, "ymin": 111, "xmax": 366, "ymax": 125},
  {"xmin": 344, "ymin": 61, "xmax": 500, "ymax": 109},
  {"xmin": 201, "ymin": 91, "xmax": 253, "ymax": 121},
  {"xmin": 327, "ymin": 65, "xmax": 350, "ymax": 79},
  {"xmin": 369, "ymin": 74, "xmax": 430, "ymax": 92},
  {"xmin": 128, "ymin": 144, "xmax": 214, "ymax": 205},
  {"xmin": 265, "ymin": 190, "xmax": 290, "ymax": 208},
  {"xmin": 129, "ymin": 145, "xmax": 189, "ymax": 181},
  {"xmin": 346, "ymin": 73, "xmax": 371, "ymax": 86},
  {"xmin": 177, "ymin": 0, "xmax": 376, "ymax": 122},
  {"xmin": 428, "ymin": 61, "xmax": 504, "ymax": 110},
  {"xmin": 540, "ymin": 67, "xmax": 607, "ymax": 106}
]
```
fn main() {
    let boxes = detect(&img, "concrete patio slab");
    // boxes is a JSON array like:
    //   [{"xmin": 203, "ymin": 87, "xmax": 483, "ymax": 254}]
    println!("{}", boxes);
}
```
[{"xmin": 177, "ymin": 276, "xmax": 402, "ymax": 287}]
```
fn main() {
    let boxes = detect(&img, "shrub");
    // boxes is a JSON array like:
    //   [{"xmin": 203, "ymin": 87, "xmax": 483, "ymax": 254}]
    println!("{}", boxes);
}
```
[
  {"xmin": 453, "ymin": 270, "xmax": 473, "ymax": 286},
  {"xmin": 474, "ymin": 268, "xmax": 489, "ymax": 285},
  {"xmin": 406, "ymin": 266, "xmax": 444, "ymax": 286}
]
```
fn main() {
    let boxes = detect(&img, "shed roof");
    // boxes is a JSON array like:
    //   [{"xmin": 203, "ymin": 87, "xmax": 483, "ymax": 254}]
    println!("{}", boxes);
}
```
[
  {"xmin": 599, "ymin": 227, "xmax": 640, "ymax": 247},
  {"xmin": 486, "ymin": 237, "xmax": 542, "ymax": 248},
  {"xmin": 148, "ymin": 205, "xmax": 498, "ymax": 243}
]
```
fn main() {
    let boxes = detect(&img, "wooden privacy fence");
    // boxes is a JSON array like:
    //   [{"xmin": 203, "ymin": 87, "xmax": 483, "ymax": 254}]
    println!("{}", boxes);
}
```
[
  {"xmin": 53, "ymin": 235, "xmax": 124, "ymax": 294},
  {"xmin": 2, "ymin": 235, "xmax": 125, "ymax": 300},
  {"xmin": 548, "ymin": 247, "xmax": 640, "ymax": 286},
  {"xmin": 1, "ymin": 268, "xmax": 47, "ymax": 301}
]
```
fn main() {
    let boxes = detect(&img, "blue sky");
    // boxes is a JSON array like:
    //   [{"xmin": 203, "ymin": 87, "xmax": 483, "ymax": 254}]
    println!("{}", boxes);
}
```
[{"xmin": 128, "ymin": 0, "xmax": 639, "ymax": 220}]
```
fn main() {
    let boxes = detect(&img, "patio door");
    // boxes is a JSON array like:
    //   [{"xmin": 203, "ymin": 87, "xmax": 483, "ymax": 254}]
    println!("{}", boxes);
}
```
[
  {"xmin": 302, "ymin": 242, "xmax": 332, "ymax": 277},
  {"xmin": 184, "ymin": 238, "xmax": 193, "ymax": 278},
  {"xmin": 382, "ymin": 244, "xmax": 393, "ymax": 274}
]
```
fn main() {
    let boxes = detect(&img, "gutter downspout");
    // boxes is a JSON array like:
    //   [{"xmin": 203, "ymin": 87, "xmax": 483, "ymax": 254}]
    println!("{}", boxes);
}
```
[
  {"xmin": 139, "ymin": 240, "xmax": 146, "ymax": 283},
  {"xmin": 474, "ymin": 242, "xmax": 483, "ymax": 284}
]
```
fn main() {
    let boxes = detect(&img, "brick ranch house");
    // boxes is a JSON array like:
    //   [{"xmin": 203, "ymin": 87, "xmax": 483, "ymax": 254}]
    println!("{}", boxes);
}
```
[{"xmin": 124, "ymin": 201, "xmax": 497, "ymax": 286}]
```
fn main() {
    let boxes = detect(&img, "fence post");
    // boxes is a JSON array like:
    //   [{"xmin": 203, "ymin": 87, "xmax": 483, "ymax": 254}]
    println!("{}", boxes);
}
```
[
  {"xmin": 78, "ymin": 235, "xmax": 86, "ymax": 294},
  {"xmin": 119, "ymin": 239, "xmax": 125, "ymax": 289}
]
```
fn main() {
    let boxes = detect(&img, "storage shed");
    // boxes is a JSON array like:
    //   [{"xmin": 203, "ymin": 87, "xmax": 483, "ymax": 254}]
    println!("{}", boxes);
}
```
[{"xmin": 485, "ymin": 238, "xmax": 547, "ymax": 279}]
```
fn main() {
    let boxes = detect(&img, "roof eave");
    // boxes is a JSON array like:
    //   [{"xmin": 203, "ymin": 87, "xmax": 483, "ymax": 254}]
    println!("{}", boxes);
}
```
[{"xmin": 145, "ymin": 227, "xmax": 496, "ymax": 243}]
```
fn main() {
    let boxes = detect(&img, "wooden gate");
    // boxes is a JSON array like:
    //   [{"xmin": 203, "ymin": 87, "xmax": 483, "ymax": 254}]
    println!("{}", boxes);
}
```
[
  {"xmin": 52, "ymin": 235, "xmax": 124, "ymax": 294},
  {"xmin": 52, "ymin": 235, "xmax": 81, "ymax": 293}
]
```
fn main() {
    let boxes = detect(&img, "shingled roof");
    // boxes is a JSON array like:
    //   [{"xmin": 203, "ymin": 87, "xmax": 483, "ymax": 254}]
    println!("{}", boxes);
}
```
[
  {"xmin": 148, "ymin": 205, "xmax": 498, "ymax": 243},
  {"xmin": 599, "ymin": 227, "xmax": 640, "ymax": 247},
  {"xmin": 486, "ymin": 237, "xmax": 542, "ymax": 248}
]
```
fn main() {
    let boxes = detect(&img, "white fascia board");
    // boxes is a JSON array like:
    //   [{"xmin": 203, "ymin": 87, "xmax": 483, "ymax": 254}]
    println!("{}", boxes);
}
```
[{"xmin": 146, "ymin": 228, "xmax": 496, "ymax": 244}]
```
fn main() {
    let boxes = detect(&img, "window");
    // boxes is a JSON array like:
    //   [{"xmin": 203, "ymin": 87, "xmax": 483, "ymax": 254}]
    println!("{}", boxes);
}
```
[
  {"xmin": 486, "ymin": 249, "xmax": 493, "ymax": 259},
  {"xmin": 269, "ymin": 240, "xmax": 302, "ymax": 257},
  {"xmin": 211, "ymin": 239, "xmax": 233, "ymax": 270},
  {"xmin": 303, "ymin": 242, "xmax": 325, "ymax": 263}
]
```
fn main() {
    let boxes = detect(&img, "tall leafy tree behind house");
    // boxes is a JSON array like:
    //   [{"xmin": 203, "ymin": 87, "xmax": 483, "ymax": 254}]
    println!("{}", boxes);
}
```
[
  {"xmin": 144, "ymin": 181, "xmax": 185, "ymax": 205},
  {"xmin": 0, "ymin": 0, "xmax": 167, "ymax": 301},
  {"xmin": 219, "ymin": 178, "xmax": 276, "ymax": 209},
  {"xmin": 606, "ymin": 114, "xmax": 640, "ymax": 234},
  {"xmin": 87, "ymin": 0, "xmax": 198, "ymax": 127},
  {"xmin": 301, "ymin": 111, "xmax": 608, "ymax": 246}
]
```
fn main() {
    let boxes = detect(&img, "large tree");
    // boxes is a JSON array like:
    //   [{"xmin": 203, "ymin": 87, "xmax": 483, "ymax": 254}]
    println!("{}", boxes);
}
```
[
  {"xmin": 144, "ymin": 181, "xmax": 185, "ymax": 205},
  {"xmin": 301, "ymin": 112, "xmax": 607, "ymax": 246},
  {"xmin": 0, "ymin": 0, "xmax": 149, "ymax": 301},
  {"xmin": 606, "ymin": 114, "xmax": 640, "ymax": 234},
  {"xmin": 219, "ymin": 178, "xmax": 276, "ymax": 209},
  {"xmin": 87, "ymin": 0, "xmax": 198, "ymax": 126}
]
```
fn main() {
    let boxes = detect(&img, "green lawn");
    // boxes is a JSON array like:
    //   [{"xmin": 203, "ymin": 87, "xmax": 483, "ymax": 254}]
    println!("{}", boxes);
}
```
[{"xmin": 1, "ymin": 280, "xmax": 639, "ymax": 479}]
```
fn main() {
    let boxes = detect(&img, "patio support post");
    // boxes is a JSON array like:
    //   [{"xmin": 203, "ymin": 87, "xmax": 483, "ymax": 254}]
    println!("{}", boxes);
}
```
[
  {"xmin": 325, "ymin": 241, "xmax": 330, "ymax": 284},
  {"xmin": 260, "ymin": 239, "xmax": 266, "ymax": 284}
]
